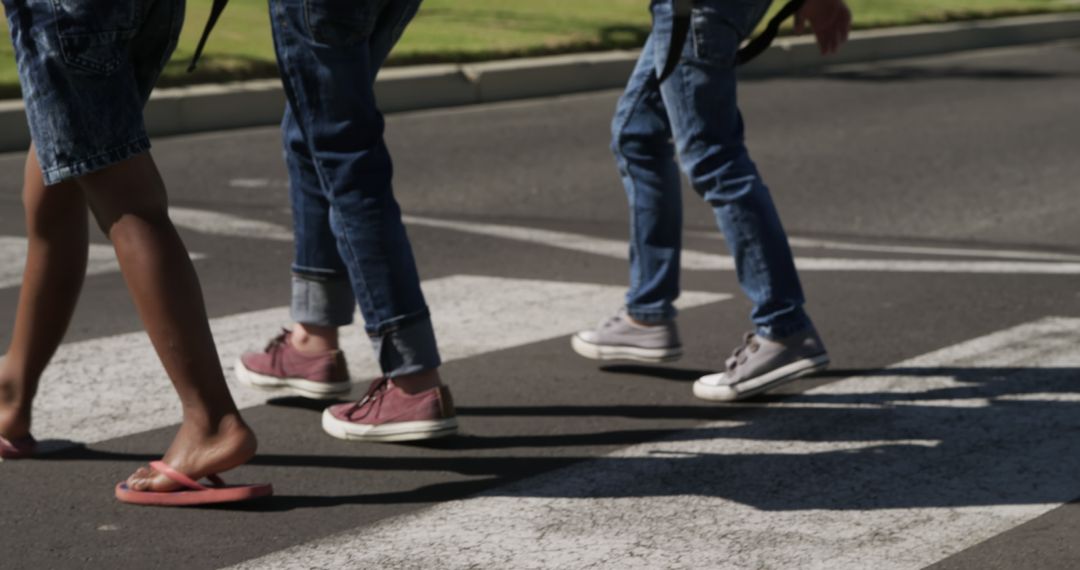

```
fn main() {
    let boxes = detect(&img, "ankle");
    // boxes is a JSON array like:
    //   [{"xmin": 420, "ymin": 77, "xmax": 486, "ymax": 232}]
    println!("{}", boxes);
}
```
[
  {"xmin": 627, "ymin": 315, "xmax": 662, "ymax": 328},
  {"xmin": 391, "ymin": 369, "xmax": 442, "ymax": 395},
  {"xmin": 0, "ymin": 401, "xmax": 32, "ymax": 439},
  {"xmin": 180, "ymin": 406, "xmax": 246, "ymax": 433},
  {"xmin": 0, "ymin": 375, "xmax": 32, "ymax": 410},
  {"xmin": 291, "ymin": 323, "xmax": 339, "ymax": 354}
]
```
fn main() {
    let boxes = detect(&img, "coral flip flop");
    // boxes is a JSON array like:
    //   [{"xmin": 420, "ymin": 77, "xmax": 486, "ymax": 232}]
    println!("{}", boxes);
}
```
[
  {"xmin": 0, "ymin": 434, "xmax": 36, "ymax": 459},
  {"xmin": 115, "ymin": 460, "xmax": 273, "ymax": 506}
]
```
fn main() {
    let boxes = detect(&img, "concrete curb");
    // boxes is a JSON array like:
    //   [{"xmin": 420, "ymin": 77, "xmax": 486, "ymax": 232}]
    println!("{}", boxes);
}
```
[{"xmin": 2, "ymin": 13, "xmax": 1079, "ymax": 152}]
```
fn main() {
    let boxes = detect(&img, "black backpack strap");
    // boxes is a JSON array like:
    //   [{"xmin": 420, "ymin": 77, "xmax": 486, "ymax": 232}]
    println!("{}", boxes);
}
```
[
  {"xmin": 657, "ymin": 0, "xmax": 693, "ymax": 83},
  {"xmin": 187, "ymin": 0, "xmax": 230, "ymax": 72},
  {"xmin": 736, "ymin": 0, "xmax": 807, "ymax": 65},
  {"xmin": 657, "ymin": 0, "xmax": 807, "ymax": 83}
]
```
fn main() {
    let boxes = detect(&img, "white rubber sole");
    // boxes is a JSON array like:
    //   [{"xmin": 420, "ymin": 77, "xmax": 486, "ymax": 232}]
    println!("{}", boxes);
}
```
[
  {"xmin": 321, "ymin": 409, "xmax": 459, "ymax": 442},
  {"xmin": 693, "ymin": 354, "xmax": 830, "ymax": 402},
  {"xmin": 571, "ymin": 334, "xmax": 682, "ymax": 363},
  {"xmin": 233, "ymin": 359, "xmax": 352, "ymax": 400}
]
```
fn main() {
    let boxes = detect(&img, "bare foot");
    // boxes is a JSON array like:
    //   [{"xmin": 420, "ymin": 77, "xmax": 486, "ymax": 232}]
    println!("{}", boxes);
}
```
[{"xmin": 125, "ymin": 413, "xmax": 258, "ymax": 492}]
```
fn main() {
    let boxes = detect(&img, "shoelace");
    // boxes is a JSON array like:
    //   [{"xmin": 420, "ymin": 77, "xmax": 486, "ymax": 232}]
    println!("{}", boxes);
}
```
[
  {"xmin": 599, "ymin": 308, "xmax": 629, "ymax": 330},
  {"xmin": 340, "ymin": 377, "xmax": 392, "ymax": 420},
  {"xmin": 600, "ymin": 314, "xmax": 620, "ymax": 329},
  {"xmin": 726, "ymin": 332, "xmax": 761, "ymax": 371},
  {"xmin": 263, "ymin": 329, "xmax": 291, "ymax": 367}
]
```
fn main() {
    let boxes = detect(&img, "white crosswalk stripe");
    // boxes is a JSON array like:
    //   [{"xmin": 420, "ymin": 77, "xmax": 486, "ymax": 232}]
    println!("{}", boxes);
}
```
[
  {"xmin": 229, "ymin": 317, "xmax": 1080, "ymax": 570},
  {"xmin": 0, "ymin": 275, "xmax": 726, "ymax": 452},
  {"xmin": 405, "ymin": 215, "xmax": 1080, "ymax": 274},
  {"xmin": 169, "ymin": 207, "xmax": 294, "ymax": 242},
  {"xmin": 163, "ymin": 206, "xmax": 1080, "ymax": 274},
  {"xmin": 694, "ymin": 232, "xmax": 1080, "ymax": 262},
  {"xmin": 0, "ymin": 236, "xmax": 205, "ymax": 290}
]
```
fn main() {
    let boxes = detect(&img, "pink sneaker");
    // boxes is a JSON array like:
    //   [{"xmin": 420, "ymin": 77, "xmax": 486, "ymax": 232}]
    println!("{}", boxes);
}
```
[
  {"xmin": 322, "ymin": 377, "xmax": 458, "ymax": 442},
  {"xmin": 234, "ymin": 330, "xmax": 351, "ymax": 400}
]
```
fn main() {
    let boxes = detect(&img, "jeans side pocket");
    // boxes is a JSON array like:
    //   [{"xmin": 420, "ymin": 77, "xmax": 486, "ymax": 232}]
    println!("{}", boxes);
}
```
[
  {"xmin": 304, "ymin": 0, "xmax": 382, "ymax": 47},
  {"xmin": 51, "ymin": 0, "xmax": 142, "ymax": 75},
  {"xmin": 691, "ymin": 6, "xmax": 741, "ymax": 68}
]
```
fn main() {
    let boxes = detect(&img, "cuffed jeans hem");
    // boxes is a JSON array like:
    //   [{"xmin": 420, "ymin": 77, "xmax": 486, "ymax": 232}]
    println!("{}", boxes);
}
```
[
  {"xmin": 626, "ymin": 305, "xmax": 677, "ymax": 324},
  {"xmin": 291, "ymin": 274, "xmax": 356, "ymax": 327},
  {"xmin": 755, "ymin": 312, "xmax": 814, "ymax": 341},
  {"xmin": 372, "ymin": 316, "xmax": 442, "ymax": 378}
]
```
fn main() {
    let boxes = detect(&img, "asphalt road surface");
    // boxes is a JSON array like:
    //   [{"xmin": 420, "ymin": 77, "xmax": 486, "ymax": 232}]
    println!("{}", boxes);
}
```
[{"xmin": 1, "ymin": 40, "xmax": 1079, "ymax": 569}]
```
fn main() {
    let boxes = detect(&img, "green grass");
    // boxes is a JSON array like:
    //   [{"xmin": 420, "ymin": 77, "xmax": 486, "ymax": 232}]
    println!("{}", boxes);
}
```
[{"xmin": 2, "ymin": 0, "xmax": 1078, "ymax": 97}]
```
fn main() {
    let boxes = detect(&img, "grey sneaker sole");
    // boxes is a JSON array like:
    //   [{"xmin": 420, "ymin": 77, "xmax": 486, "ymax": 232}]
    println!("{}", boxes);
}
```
[
  {"xmin": 233, "ymin": 359, "xmax": 352, "ymax": 400},
  {"xmin": 693, "ymin": 353, "xmax": 830, "ymax": 402},
  {"xmin": 321, "ymin": 409, "xmax": 459, "ymax": 442},
  {"xmin": 571, "ymin": 334, "xmax": 682, "ymax": 363}
]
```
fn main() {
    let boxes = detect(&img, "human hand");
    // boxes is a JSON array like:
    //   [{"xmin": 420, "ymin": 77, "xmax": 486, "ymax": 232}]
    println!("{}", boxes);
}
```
[{"xmin": 794, "ymin": 0, "xmax": 852, "ymax": 56}]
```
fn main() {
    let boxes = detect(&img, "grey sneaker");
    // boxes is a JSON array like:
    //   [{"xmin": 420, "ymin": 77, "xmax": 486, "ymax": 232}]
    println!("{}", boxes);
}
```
[
  {"xmin": 693, "ymin": 328, "xmax": 829, "ymax": 401},
  {"xmin": 571, "ymin": 308, "xmax": 682, "ymax": 363}
]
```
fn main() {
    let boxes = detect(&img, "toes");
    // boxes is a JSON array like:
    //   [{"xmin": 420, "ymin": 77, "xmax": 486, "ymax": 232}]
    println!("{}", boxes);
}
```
[
  {"xmin": 126, "ymin": 466, "xmax": 180, "ymax": 492},
  {"xmin": 126, "ymin": 467, "xmax": 154, "ymax": 491}
]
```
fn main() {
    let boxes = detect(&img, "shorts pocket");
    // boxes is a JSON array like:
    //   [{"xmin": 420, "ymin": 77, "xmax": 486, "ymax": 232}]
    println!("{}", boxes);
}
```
[
  {"xmin": 304, "ymin": 0, "xmax": 383, "ymax": 47},
  {"xmin": 51, "ymin": 0, "xmax": 142, "ymax": 75}
]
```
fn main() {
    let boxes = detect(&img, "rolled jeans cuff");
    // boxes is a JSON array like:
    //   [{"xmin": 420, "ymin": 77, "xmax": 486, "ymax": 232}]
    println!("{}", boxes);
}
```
[
  {"xmin": 755, "ymin": 311, "xmax": 813, "ymax": 341},
  {"xmin": 291, "ymin": 274, "xmax": 356, "ymax": 327},
  {"xmin": 372, "ymin": 316, "xmax": 442, "ymax": 378},
  {"xmin": 626, "ymin": 305, "xmax": 677, "ymax": 324}
]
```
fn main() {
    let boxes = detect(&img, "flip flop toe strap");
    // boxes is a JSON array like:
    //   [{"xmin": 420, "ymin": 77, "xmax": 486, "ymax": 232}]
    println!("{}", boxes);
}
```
[{"xmin": 149, "ymin": 461, "xmax": 226, "ymax": 491}]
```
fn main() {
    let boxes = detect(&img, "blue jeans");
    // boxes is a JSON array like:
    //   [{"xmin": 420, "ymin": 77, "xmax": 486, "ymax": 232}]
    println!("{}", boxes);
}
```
[
  {"xmin": 3, "ymin": 0, "xmax": 183, "ymax": 184},
  {"xmin": 270, "ymin": 0, "xmax": 439, "ymax": 377},
  {"xmin": 615, "ymin": 0, "xmax": 811, "ymax": 340}
]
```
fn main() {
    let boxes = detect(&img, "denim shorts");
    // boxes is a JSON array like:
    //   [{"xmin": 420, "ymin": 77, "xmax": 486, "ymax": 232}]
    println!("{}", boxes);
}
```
[{"xmin": 2, "ymin": 0, "xmax": 184, "ymax": 185}]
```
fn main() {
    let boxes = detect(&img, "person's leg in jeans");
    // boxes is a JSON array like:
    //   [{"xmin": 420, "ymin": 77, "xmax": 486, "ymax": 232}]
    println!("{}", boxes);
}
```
[
  {"xmin": 660, "ymin": 0, "xmax": 811, "ymax": 339},
  {"xmin": 575, "ymin": 0, "xmax": 839, "ymax": 401},
  {"xmin": 0, "ymin": 0, "xmax": 263, "ymax": 496},
  {"xmin": 238, "ymin": 0, "xmax": 455, "ymax": 441},
  {"xmin": 268, "ymin": 2, "xmax": 418, "ymax": 360},
  {"xmin": 568, "ymin": 33, "xmax": 686, "ymax": 364},
  {"xmin": 617, "ymin": 34, "xmax": 685, "ymax": 326}
]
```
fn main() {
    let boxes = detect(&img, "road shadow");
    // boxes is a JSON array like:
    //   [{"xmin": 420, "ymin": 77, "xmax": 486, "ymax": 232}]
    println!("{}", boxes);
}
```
[
  {"xmin": 818, "ymin": 65, "xmax": 1073, "ymax": 83},
  {"xmin": 599, "ymin": 364, "xmax": 714, "ymax": 383},
  {"xmin": 30, "ymin": 366, "xmax": 1080, "ymax": 514}
]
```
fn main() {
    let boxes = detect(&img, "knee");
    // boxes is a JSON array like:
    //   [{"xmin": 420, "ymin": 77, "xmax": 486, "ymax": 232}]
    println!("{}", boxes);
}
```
[
  {"xmin": 611, "ymin": 129, "xmax": 675, "ymax": 168},
  {"xmin": 682, "ymin": 144, "xmax": 764, "ymax": 203},
  {"xmin": 89, "ymin": 202, "xmax": 171, "ymax": 242},
  {"xmin": 77, "ymin": 154, "xmax": 171, "ymax": 237},
  {"xmin": 680, "ymin": 140, "xmax": 751, "ymax": 183},
  {"xmin": 612, "ymin": 106, "xmax": 671, "ymax": 158}
]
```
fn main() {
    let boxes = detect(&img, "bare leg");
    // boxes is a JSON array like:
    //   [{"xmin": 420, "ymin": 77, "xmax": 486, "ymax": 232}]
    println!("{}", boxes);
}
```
[
  {"xmin": 0, "ymin": 147, "xmax": 88, "ymax": 440},
  {"xmin": 77, "ymin": 153, "xmax": 255, "ymax": 491}
]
